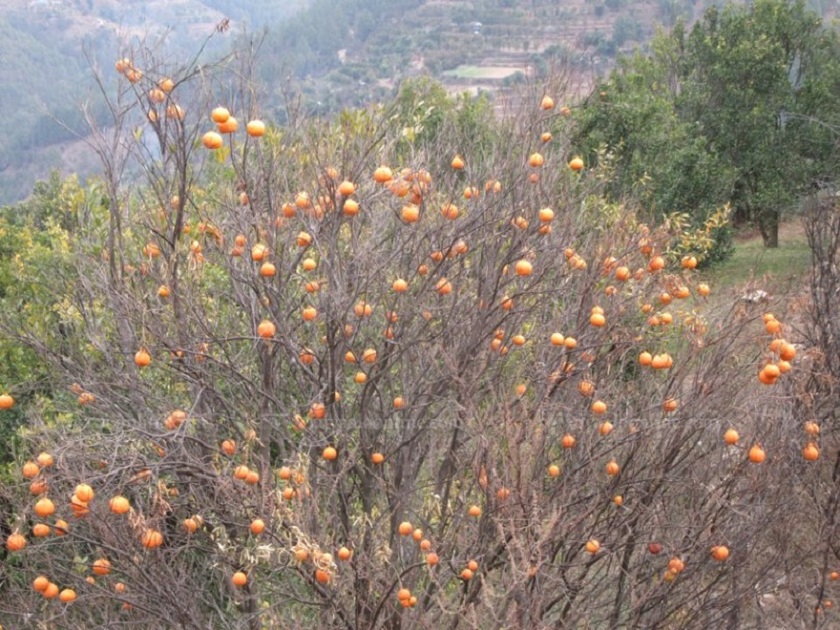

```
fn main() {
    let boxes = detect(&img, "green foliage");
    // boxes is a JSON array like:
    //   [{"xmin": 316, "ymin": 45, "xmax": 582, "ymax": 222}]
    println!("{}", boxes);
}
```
[
  {"xmin": 0, "ymin": 172, "xmax": 95, "ymax": 465},
  {"xmin": 575, "ymin": 0, "xmax": 840, "ymax": 252},
  {"xmin": 394, "ymin": 77, "xmax": 497, "ymax": 164},
  {"xmin": 679, "ymin": 0, "xmax": 840, "ymax": 245},
  {"xmin": 574, "ymin": 54, "xmax": 736, "ymax": 256}
]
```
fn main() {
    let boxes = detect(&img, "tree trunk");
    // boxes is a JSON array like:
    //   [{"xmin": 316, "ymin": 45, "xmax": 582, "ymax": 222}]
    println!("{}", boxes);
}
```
[{"xmin": 758, "ymin": 209, "xmax": 780, "ymax": 248}]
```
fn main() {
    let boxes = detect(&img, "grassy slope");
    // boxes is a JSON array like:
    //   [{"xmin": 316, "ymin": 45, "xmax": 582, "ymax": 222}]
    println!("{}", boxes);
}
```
[{"xmin": 706, "ymin": 221, "xmax": 811, "ymax": 295}]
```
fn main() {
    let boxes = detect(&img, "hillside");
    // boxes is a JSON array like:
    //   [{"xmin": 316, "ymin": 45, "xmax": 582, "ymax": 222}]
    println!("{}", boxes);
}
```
[
  {"xmin": 2, "ymin": 0, "xmax": 838, "ymax": 203},
  {"xmin": 258, "ymin": 0, "xmax": 838, "ymax": 114},
  {"xmin": 0, "ymin": 0, "xmax": 305, "ymax": 204}
]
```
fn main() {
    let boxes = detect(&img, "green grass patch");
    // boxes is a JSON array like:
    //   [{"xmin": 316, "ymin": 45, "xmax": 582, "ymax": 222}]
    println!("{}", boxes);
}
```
[
  {"xmin": 441, "ymin": 65, "xmax": 521, "ymax": 79},
  {"xmin": 707, "ymin": 222, "xmax": 811, "ymax": 291}
]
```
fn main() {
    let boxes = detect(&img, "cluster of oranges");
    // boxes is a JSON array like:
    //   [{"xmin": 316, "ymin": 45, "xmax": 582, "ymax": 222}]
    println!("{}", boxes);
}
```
[
  {"xmin": 202, "ymin": 107, "xmax": 266, "ymax": 150},
  {"xmin": 759, "ymin": 313, "xmax": 796, "ymax": 384}
]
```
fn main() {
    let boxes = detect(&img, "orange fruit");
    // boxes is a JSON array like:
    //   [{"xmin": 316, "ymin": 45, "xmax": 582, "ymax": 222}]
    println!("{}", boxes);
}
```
[
  {"xmin": 92, "ymin": 558, "xmax": 111, "ymax": 576},
  {"xmin": 257, "ymin": 320, "xmax": 276, "ymax": 339},
  {"xmin": 211, "ymin": 107, "xmax": 230, "ymax": 124},
  {"xmin": 42, "ymin": 583, "xmax": 59, "ymax": 599},
  {"xmin": 246, "ymin": 120, "xmax": 266, "ymax": 137},
  {"xmin": 373, "ymin": 166, "xmax": 393, "ymax": 183},
  {"xmin": 32, "ymin": 523, "xmax": 51, "ymax": 537},
  {"xmin": 134, "ymin": 349, "xmax": 151, "ymax": 368},
  {"xmin": 74, "ymin": 483, "xmax": 95, "ymax": 503},
  {"xmin": 250, "ymin": 519, "xmax": 266, "ymax": 535},
  {"xmin": 803, "ymin": 443, "xmax": 820, "ymax": 461},
  {"xmin": 36, "ymin": 452, "xmax": 54, "ymax": 468},
  {"xmin": 34, "ymin": 498, "xmax": 56, "ymax": 518},
  {"xmin": 141, "ymin": 529, "xmax": 164, "ymax": 549},
  {"xmin": 217, "ymin": 116, "xmax": 238, "ymax": 133},
  {"xmin": 202, "ymin": 131, "xmax": 223, "ymax": 149},
  {"xmin": 711, "ymin": 545, "xmax": 730, "ymax": 561}
]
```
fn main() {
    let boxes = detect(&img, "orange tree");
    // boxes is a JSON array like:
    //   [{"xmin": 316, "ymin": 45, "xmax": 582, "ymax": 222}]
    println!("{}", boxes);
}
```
[{"xmin": 0, "ymin": 35, "xmax": 833, "ymax": 629}]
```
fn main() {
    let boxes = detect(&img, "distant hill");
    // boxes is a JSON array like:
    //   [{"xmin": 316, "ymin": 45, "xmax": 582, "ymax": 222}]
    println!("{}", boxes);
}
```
[
  {"xmin": 2, "ymin": 0, "xmax": 838, "ymax": 203},
  {"xmin": 0, "ymin": 0, "xmax": 306, "ymax": 204},
  {"xmin": 258, "ymin": 0, "xmax": 840, "ymax": 113}
]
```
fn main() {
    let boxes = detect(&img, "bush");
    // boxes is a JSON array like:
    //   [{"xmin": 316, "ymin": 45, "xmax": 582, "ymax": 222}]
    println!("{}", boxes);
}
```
[{"xmin": 0, "ymin": 34, "xmax": 833, "ymax": 630}]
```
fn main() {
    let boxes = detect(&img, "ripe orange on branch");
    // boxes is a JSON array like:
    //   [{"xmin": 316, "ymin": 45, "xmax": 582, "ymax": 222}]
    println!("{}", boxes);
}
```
[
  {"xmin": 0, "ymin": 393, "xmax": 15, "ymax": 410},
  {"xmin": 232, "ymin": 571, "xmax": 248, "ymax": 587},
  {"xmin": 202, "ymin": 131, "xmax": 223, "ymax": 149},
  {"xmin": 250, "ymin": 519, "xmax": 266, "ymax": 535},
  {"xmin": 711, "ymin": 545, "xmax": 730, "ymax": 561},
  {"xmin": 748, "ymin": 444, "xmax": 766, "ymax": 463},
  {"xmin": 211, "ymin": 107, "xmax": 230, "ymax": 123},
  {"xmin": 74, "ymin": 483, "xmax": 94, "ymax": 503},
  {"xmin": 246, "ymin": 120, "xmax": 265, "ymax": 137},
  {"xmin": 257, "ymin": 320, "xmax": 276, "ymax": 339},
  {"xmin": 514, "ymin": 259, "xmax": 533, "ymax": 276},
  {"xmin": 373, "ymin": 166, "xmax": 393, "ymax": 183},
  {"xmin": 141, "ymin": 529, "xmax": 164, "ymax": 549},
  {"xmin": 134, "ymin": 349, "xmax": 151, "ymax": 368},
  {"xmin": 109, "ymin": 495, "xmax": 130, "ymax": 514},
  {"xmin": 6, "ymin": 532, "xmax": 26, "ymax": 551},
  {"xmin": 34, "ymin": 498, "xmax": 55, "ymax": 518},
  {"xmin": 22, "ymin": 461, "xmax": 39, "ymax": 478},
  {"xmin": 217, "ymin": 116, "xmax": 238, "ymax": 133},
  {"xmin": 338, "ymin": 180, "xmax": 356, "ymax": 196},
  {"xmin": 803, "ymin": 443, "xmax": 820, "ymax": 461},
  {"xmin": 92, "ymin": 558, "xmax": 111, "ymax": 576}
]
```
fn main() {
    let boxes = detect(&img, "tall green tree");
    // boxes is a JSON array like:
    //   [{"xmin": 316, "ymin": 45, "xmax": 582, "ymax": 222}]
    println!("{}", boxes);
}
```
[
  {"xmin": 576, "ymin": 0, "xmax": 840, "ymax": 249},
  {"xmin": 574, "ymin": 44, "xmax": 736, "ymax": 262},
  {"xmin": 680, "ymin": 0, "xmax": 840, "ymax": 246}
]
